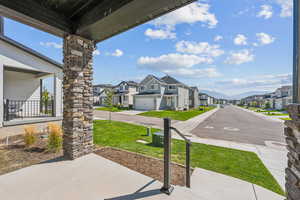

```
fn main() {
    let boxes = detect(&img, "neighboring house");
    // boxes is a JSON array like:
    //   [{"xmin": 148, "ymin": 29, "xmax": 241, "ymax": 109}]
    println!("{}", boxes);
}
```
[
  {"xmin": 113, "ymin": 81, "xmax": 139, "ymax": 108},
  {"xmin": 134, "ymin": 75, "xmax": 190, "ymax": 111},
  {"xmin": 93, "ymin": 84, "xmax": 114, "ymax": 106},
  {"xmin": 0, "ymin": 25, "xmax": 63, "ymax": 127},
  {"xmin": 275, "ymin": 96, "xmax": 292, "ymax": 110},
  {"xmin": 199, "ymin": 93, "xmax": 215, "ymax": 106},
  {"xmin": 189, "ymin": 87, "xmax": 199, "ymax": 109}
]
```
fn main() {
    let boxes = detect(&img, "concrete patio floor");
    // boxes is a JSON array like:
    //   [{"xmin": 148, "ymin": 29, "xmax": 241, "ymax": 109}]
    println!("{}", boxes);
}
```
[{"xmin": 0, "ymin": 153, "xmax": 284, "ymax": 200}]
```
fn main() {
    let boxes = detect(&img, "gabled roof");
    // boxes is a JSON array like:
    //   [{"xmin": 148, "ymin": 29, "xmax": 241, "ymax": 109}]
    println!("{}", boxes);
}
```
[
  {"xmin": 93, "ymin": 84, "xmax": 114, "ymax": 88},
  {"xmin": 140, "ymin": 75, "xmax": 166, "ymax": 85},
  {"xmin": 161, "ymin": 75, "xmax": 189, "ymax": 88},
  {"xmin": 116, "ymin": 81, "xmax": 139, "ymax": 87},
  {"xmin": 0, "ymin": 35, "xmax": 63, "ymax": 69}
]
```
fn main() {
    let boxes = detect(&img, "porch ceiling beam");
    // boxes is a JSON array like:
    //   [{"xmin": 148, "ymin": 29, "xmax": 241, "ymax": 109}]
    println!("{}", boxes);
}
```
[
  {"xmin": 76, "ymin": 0, "xmax": 196, "ymax": 42},
  {"xmin": 0, "ymin": 0, "xmax": 72, "ymax": 37}
]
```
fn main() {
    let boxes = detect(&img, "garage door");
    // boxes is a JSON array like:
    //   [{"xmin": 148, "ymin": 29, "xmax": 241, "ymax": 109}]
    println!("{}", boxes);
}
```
[{"xmin": 135, "ymin": 97, "xmax": 155, "ymax": 110}]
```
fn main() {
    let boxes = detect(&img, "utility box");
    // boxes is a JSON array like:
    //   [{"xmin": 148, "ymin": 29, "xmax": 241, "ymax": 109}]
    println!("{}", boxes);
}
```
[{"xmin": 152, "ymin": 131, "xmax": 164, "ymax": 147}]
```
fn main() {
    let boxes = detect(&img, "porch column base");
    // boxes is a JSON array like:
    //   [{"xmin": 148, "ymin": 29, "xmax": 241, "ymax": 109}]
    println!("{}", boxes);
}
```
[
  {"xmin": 63, "ymin": 34, "xmax": 94, "ymax": 160},
  {"xmin": 285, "ymin": 104, "xmax": 300, "ymax": 200}
]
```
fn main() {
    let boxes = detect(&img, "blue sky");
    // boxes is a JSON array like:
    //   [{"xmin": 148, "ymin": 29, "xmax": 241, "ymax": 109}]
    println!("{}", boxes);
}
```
[{"xmin": 3, "ymin": 0, "xmax": 293, "ymax": 96}]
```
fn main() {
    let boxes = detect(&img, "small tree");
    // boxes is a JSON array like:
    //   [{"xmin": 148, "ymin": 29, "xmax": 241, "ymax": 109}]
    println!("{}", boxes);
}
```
[
  {"xmin": 265, "ymin": 102, "xmax": 271, "ymax": 109},
  {"xmin": 104, "ymin": 88, "xmax": 114, "ymax": 121},
  {"xmin": 42, "ymin": 87, "xmax": 50, "ymax": 114},
  {"xmin": 104, "ymin": 88, "xmax": 114, "ymax": 108}
]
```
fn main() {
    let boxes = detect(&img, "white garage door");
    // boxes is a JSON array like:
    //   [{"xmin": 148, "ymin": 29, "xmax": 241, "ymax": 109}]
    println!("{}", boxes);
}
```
[{"xmin": 135, "ymin": 97, "xmax": 155, "ymax": 110}]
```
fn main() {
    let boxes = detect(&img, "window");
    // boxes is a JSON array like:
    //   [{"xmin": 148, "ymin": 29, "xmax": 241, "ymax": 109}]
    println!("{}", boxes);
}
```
[
  {"xmin": 125, "ymin": 85, "xmax": 129, "ymax": 90},
  {"xmin": 140, "ymin": 86, "xmax": 145, "ymax": 91},
  {"xmin": 150, "ymin": 85, "xmax": 155, "ymax": 90},
  {"xmin": 168, "ymin": 85, "xmax": 176, "ymax": 90}
]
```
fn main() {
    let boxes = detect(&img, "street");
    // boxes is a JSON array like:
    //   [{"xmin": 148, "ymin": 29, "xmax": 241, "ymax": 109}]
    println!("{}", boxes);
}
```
[{"xmin": 191, "ymin": 105, "xmax": 285, "ymax": 146}]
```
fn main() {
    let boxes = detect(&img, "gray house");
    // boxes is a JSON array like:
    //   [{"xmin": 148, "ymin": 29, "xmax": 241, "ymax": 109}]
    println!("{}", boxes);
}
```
[
  {"xmin": 134, "ymin": 75, "xmax": 190, "ymax": 111},
  {"xmin": 93, "ymin": 84, "xmax": 114, "ymax": 106}
]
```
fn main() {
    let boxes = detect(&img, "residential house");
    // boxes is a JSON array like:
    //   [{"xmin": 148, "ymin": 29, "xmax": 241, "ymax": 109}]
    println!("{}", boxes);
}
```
[
  {"xmin": 134, "ymin": 75, "xmax": 189, "ymax": 111},
  {"xmin": 0, "ymin": 19, "xmax": 63, "ymax": 127},
  {"xmin": 93, "ymin": 84, "xmax": 114, "ymax": 106},
  {"xmin": 113, "ymin": 81, "xmax": 139, "ymax": 108},
  {"xmin": 199, "ymin": 93, "xmax": 215, "ymax": 106},
  {"xmin": 189, "ymin": 87, "xmax": 199, "ymax": 109}
]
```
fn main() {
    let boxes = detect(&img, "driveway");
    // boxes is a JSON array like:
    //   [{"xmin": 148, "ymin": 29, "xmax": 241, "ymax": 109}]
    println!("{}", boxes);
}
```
[
  {"xmin": 94, "ymin": 110, "xmax": 179, "ymax": 129},
  {"xmin": 191, "ymin": 105, "xmax": 285, "ymax": 146}
]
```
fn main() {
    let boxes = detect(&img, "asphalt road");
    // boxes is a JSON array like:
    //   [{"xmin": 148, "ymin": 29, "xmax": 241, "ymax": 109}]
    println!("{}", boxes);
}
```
[{"xmin": 191, "ymin": 105, "xmax": 285, "ymax": 146}]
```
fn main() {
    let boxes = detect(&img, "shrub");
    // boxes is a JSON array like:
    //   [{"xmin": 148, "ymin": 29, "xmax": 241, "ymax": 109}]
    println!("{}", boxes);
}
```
[
  {"xmin": 24, "ymin": 126, "xmax": 37, "ymax": 148},
  {"xmin": 47, "ymin": 123, "xmax": 63, "ymax": 153}
]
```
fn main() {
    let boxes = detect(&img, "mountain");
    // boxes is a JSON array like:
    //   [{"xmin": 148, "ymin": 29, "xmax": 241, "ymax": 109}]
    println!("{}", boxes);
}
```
[
  {"xmin": 230, "ymin": 91, "xmax": 269, "ymax": 100},
  {"xmin": 199, "ymin": 90, "xmax": 270, "ymax": 100},
  {"xmin": 200, "ymin": 90, "xmax": 230, "ymax": 99}
]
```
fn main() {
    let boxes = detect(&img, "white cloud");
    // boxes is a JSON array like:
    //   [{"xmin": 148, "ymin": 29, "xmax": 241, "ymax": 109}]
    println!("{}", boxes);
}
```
[
  {"xmin": 144, "ymin": 28, "xmax": 176, "ymax": 40},
  {"xmin": 93, "ymin": 49, "xmax": 100, "ymax": 56},
  {"xmin": 111, "ymin": 49, "xmax": 123, "ymax": 57},
  {"xmin": 40, "ymin": 42, "xmax": 62, "ymax": 49},
  {"xmin": 275, "ymin": 0, "xmax": 293, "ymax": 17},
  {"xmin": 214, "ymin": 35, "xmax": 223, "ymax": 42},
  {"xmin": 225, "ymin": 49, "xmax": 254, "ymax": 65},
  {"xmin": 215, "ymin": 73, "xmax": 292, "ymax": 90},
  {"xmin": 164, "ymin": 68, "xmax": 221, "ymax": 78},
  {"xmin": 152, "ymin": 2, "xmax": 218, "ymax": 29},
  {"xmin": 256, "ymin": 33, "xmax": 275, "ymax": 45},
  {"xmin": 175, "ymin": 41, "xmax": 224, "ymax": 57},
  {"xmin": 234, "ymin": 34, "xmax": 247, "ymax": 46},
  {"xmin": 257, "ymin": 5, "xmax": 273, "ymax": 19},
  {"xmin": 138, "ymin": 54, "xmax": 213, "ymax": 70},
  {"xmin": 137, "ymin": 53, "xmax": 220, "ymax": 79}
]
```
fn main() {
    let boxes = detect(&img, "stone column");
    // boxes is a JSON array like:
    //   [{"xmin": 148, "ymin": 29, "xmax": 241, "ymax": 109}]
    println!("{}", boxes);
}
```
[
  {"xmin": 63, "ymin": 35, "xmax": 94, "ymax": 160},
  {"xmin": 285, "ymin": 104, "xmax": 300, "ymax": 200}
]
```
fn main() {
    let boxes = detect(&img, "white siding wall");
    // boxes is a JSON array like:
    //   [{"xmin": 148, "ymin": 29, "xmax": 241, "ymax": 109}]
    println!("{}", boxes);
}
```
[
  {"xmin": 4, "ymin": 70, "xmax": 40, "ymax": 100},
  {"xmin": 177, "ymin": 87, "xmax": 189, "ymax": 110},
  {"xmin": 0, "ymin": 63, "xmax": 3, "ymax": 127}
]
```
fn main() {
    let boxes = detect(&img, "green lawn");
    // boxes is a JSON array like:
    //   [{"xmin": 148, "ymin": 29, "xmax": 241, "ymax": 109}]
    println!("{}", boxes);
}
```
[
  {"xmin": 93, "ymin": 120, "xmax": 284, "ymax": 195},
  {"xmin": 138, "ymin": 106, "xmax": 215, "ymax": 121},
  {"xmin": 280, "ymin": 117, "xmax": 291, "ymax": 121},
  {"xmin": 96, "ymin": 106, "xmax": 129, "ymax": 112},
  {"xmin": 264, "ymin": 113, "xmax": 289, "ymax": 116}
]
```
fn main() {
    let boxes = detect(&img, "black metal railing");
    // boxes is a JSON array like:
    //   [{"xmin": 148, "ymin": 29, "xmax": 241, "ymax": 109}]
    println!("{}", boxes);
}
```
[
  {"xmin": 3, "ymin": 99, "xmax": 54, "ymax": 121},
  {"xmin": 160, "ymin": 118, "xmax": 192, "ymax": 195}
]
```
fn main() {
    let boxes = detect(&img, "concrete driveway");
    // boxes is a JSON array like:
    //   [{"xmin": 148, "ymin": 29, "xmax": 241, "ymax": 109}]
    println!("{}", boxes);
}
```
[{"xmin": 191, "ymin": 105, "xmax": 285, "ymax": 146}]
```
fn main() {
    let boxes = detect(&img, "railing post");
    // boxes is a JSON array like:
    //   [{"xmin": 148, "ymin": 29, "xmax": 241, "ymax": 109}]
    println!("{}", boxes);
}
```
[
  {"xmin": 52, "ymin": 99, "xmax": 55, "ymax": 117},
  {"xmin": 186, "ymin": 142, "xmax": 191, "ymax": 188},
  {"xmin": 5, "ymin": 99, "xmax": 9, "ymax": 121},
  {"xmin": 161, "ymin": 118, "xmax": 174, "ymax": 195}
]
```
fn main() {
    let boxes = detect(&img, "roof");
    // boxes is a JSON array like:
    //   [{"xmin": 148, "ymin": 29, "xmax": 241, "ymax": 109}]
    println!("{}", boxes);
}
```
[
  {"xmin": 93, "ymin": 84, "xmax": 114, "ymax": 88},
  {"xmin": 116, "ymin": 81, "xmax": 139, "ymax": 87},
  {"xmin": 0, "ymin": 35, "xmax": 63, "ymax": 69},
  {"xmin": 161, "ymin": 75, "xmax": 189, "ymax": 88},
  {"xmin": 0, "ymin": 0, "xmax": 196, "ymax": 42}
]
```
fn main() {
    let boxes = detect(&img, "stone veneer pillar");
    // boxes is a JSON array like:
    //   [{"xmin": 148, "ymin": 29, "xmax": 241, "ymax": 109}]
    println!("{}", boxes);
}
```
[
  {"xmin": 63, "ymin": 35, "xmax": 94, "ymax": 160},
  {"xmin": 285, "ymin": 104, "xmax": 300, "ymax": 200}
]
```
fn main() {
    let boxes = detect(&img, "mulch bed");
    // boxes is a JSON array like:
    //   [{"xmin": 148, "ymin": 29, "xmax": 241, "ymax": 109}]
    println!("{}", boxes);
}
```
[{"xmin": 0, "ymin": 139, "xmax": 62, "ymax": 176}]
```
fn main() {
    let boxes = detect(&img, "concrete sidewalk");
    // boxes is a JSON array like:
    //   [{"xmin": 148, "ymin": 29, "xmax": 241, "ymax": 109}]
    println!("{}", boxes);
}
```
[
  {"xmin": 172, "ymin": 134, "xmax": 287, "ymax": 190},
  {"xmin": 173, "ymin": 107, "xmax": 219, "ymax": 134},
  {"xmin": 0, "ymin": 153, "xmax": 284, "ymax": 200}
]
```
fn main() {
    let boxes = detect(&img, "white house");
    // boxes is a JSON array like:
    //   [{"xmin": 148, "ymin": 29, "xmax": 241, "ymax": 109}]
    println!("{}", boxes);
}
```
[
  {"xmin": 113, "ymin": 81, "xmax": 139, "ymax": 108},
  {"xmin": 0, "ymin": 19, "xmax": 63, "ymax": 127}
]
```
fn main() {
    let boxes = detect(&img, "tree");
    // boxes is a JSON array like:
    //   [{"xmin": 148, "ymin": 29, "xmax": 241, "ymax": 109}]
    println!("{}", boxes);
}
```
[
  {"xmin": 42, "ymin": 87, "xmax": 50, "ymax": 114},
  {"xmin": 104, "ymin": 88, "xmax": 114, "ymax": 108},
  {"xmin": 265, "ymin": 102, "xmax": 271, "ymax": 109}
]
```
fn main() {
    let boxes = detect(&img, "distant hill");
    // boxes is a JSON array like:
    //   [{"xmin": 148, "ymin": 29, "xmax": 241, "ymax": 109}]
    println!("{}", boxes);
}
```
[
  {"xmin": 199, "ymin": 90, "xmax": 270, "ymax": 100},
  {"xmin": 200, "ymin": 90, "xmax": 230, "ymax": 99},
  {"xmin": 230, "ymin": 91, "xmax": 269, "ymax": 100}
]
